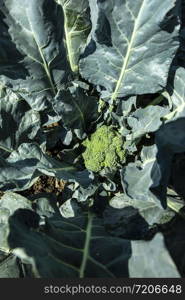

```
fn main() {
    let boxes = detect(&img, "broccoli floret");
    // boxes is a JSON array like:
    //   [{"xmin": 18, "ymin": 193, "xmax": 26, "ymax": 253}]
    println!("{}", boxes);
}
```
[{"xmin": 82, "ymin": 125, "xmax": 125, "ymax": 172}]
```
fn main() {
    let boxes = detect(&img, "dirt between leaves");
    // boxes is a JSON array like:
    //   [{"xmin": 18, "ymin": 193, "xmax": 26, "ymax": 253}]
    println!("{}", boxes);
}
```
[
  {"xmin": 22, "ymin": 175, "xmax": 66, "ymax": 196},
  {"xmin": 0, "ymin": 176, "xmax": 66, "ymax": 199}
]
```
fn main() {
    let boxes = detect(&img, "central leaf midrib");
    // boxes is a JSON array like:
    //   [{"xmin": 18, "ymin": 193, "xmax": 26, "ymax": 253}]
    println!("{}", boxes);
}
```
[
  {"xmin": 0, "ymin": 144, "xmax": 13, "ymax": 153},
  {"xmin": 71, "ymin": 96, "xmax": 85, "ymax": 126},
  {"xmin": 79, "ymin": 212, "xmax": 93, "ymax": 278},
  {"xmin": 63, "ymin": 8, "xmax": 77, "ymax": 73},
  {"xmin": 111, "ymin": 0, "xmax": 146, "ymax": 101}
]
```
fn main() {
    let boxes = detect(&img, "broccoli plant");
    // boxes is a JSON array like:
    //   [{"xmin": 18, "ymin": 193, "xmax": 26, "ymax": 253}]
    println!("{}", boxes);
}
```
[{"xmin": 0, "ymin": 0, "xmax": 184, "ymax": 280}]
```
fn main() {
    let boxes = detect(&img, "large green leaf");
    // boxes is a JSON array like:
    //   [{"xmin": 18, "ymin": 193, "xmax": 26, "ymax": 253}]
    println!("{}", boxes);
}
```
[
  {"xmin": 80, "ymin": 0, "xmax": 180, "ymax": 101},
  {"xmin": 0, "ymin": 0, "xmax": 69, "ymax": 110},
  {"xmin": 57, "ymin": 0, "xmax": 91, "ymax": 72},
  {"xmin": 0, "ymin": 193, "xmax": 179, "ymax": 278},
  {"xmin": 0, "ymin": 193, "xmax": 181, "ymax": 278},
  {"xmin": 7, "ymin": 208, "xmax": 131, "ymax": 278}
]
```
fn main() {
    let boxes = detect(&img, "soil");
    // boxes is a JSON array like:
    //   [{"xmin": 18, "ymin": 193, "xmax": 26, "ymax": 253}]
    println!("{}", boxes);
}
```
[
  {"xmin": 0, "ymin": 175, "xmax": 66, "ymax": 200},
  {"xmin": 20, "ymin": 175, "xmax": 66, "ymax": 197}
]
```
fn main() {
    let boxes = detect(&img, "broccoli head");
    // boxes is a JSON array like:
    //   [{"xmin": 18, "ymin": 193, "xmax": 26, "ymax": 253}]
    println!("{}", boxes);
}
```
[{"xmin": 82, "ymin": 125, "xmax": 125, "ymax": 172}]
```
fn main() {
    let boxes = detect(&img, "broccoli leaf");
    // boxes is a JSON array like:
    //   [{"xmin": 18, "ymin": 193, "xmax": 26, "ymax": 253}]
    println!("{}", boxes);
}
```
[
  {"xmin": 6, "ymin": 205, "xmax": 132, "ymax": 278},
  {"xmin": 0, "ymin": 0, "xmax": 69, "ymax": 110},
  {"xmin": 0, "ymin": 193, "xmax": 179, "ymax": 278},
  {"xmin": 80, "ymin": 0, "xmax": 180, "ymax": 100}
]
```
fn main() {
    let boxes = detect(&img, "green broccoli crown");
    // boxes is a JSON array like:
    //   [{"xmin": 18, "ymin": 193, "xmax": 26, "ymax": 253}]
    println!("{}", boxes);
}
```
[{"xmin": 82, "ymin": 125, "xmax": 125, "ymax": 172}]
